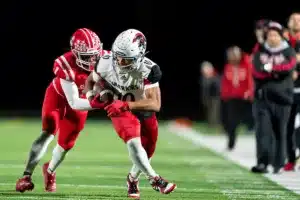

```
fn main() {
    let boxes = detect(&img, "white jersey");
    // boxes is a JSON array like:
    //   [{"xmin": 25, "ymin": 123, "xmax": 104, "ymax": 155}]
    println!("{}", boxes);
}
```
[{"xmin": 93, "ymin": 51, "xmax": 162, "ymax": 103}]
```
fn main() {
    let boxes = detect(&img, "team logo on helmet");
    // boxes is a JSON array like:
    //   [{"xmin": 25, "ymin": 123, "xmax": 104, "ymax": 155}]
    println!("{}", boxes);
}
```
[
  {"xmin": 74, "ymin": 40, "xmax": 88, "ymax": 52},
  {"xmin": 132, "ymin": 33, "xmax": 146, "ymax": 52}
]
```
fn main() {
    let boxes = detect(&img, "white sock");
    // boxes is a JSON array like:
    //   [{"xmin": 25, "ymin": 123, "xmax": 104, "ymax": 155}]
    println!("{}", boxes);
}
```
[
  {"xmin": 130, "ymin": 158, "xmax": 152, "ymax": 180},
  {"xmin": 47, "ymin": 144, "xmax": 68, "ymax": 173},
  {"xmin": 129, "ymin": 165, "xmax": 142, "ymax": 180},
  {"xmin": 127, "ymin": 138, "xmax": 157, "ymax": 178},
  {"xmin": 24, "ymin": 132, "xmax": 54, "ymax": 175}
]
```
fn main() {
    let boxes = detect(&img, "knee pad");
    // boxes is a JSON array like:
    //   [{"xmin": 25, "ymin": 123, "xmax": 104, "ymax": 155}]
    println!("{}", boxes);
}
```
[
  {"xmin": 42, "ymin": 111, "xmax": 60, "ymax": 134},
  {"xmin": 58, "ymin": 131, "xmax": 80, "ymax": 151}
]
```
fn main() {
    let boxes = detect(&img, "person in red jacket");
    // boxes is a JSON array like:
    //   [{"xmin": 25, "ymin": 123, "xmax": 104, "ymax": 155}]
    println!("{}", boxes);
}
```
[{"xmin": 221, "ymin": 46, "xmax": 254, "ymax": 150}]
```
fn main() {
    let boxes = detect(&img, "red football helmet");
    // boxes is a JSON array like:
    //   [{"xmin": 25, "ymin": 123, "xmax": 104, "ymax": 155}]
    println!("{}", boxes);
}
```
[{"xmin": 70, "ymin": 28, "xmax": 102, "ymax": 71}]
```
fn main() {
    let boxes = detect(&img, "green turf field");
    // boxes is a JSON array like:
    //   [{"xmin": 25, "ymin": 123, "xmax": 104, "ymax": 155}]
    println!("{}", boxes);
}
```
[{"xmin": 0, "ymin": 119, "xmax": 299, "ymax": 200}]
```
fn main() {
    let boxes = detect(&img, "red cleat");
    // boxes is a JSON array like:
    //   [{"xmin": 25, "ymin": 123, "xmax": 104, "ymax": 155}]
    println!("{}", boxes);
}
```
[
  {"xmin": 127, "ymin": 173, "xmax": 140, "ymax": 199},
  {"xmin": 284, "ymin": 162, "xmax": 296, "ymax": 171},
  {"xmin": 42, "ymin": 162, "xmax": 56, "ymax": 192},
  {"xmin": 150, "ymin": 176, "xmax": 176, "ymax": 194},
  {"xmin": 16, "ymin": 176, "xmax": 34, "ymax": 193}
]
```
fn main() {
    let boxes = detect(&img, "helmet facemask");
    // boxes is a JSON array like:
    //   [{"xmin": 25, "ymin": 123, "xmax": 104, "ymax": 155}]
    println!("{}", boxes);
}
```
[
  {"xmin": 113, "ymin": 51, "xmax": 145, "ymax": 73},
  {"xmin": 73, "ymin": 49, "xmax": 100, "ymax": 71}
]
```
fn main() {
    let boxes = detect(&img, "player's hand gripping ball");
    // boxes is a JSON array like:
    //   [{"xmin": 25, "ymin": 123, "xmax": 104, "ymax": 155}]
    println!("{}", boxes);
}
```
[
  {"xmin": 93, "ymin": 81, "xmax": 115, "ymax": 104},
  {"xmin": 98, "ymin": 89, "xmax": 114, "ymax": 104}
]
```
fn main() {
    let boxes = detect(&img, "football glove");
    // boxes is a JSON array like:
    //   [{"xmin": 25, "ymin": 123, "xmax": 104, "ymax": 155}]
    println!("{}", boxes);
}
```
[
  {"xmin": 104, "ymin": 100, "xmax": 129, "ymax": 117},
  {"xmin": 89, "ymin": 94, "xmax": 107, "ymax": 109}
]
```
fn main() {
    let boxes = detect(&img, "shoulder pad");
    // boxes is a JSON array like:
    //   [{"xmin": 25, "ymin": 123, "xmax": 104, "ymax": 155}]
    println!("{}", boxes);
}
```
[
  {"xmin": 147, "ymin": 64, "xmax": 162, "ymax": 84},
  {"xmin": 53, "ymin": 53, "xmax": 76, "ymax": 81},
  {"xmin": 95, "ymin": 55, "xmax": 113, "ymax": 77},
  {"xmin": 143, "ymin": 57, "xmax": 157, "ymax": 68}
]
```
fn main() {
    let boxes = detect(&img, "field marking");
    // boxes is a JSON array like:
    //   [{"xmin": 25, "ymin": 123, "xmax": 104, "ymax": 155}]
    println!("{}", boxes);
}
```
[
  {"xmin": 0, "ymin": 182, "xmax": 216, "ymax": 192},
  {"xmin": 167, "ymin": 122, "xmax": 300, "ymax": 195},
  {"xmin": 0, "ymin": 197, "xmax": 76, "ymax": 200}
]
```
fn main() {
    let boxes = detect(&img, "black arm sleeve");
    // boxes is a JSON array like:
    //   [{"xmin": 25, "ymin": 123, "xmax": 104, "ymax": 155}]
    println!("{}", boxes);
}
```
[{"xmin": 147, "ymin": 65, "xmax": 162, "ymax": 83}]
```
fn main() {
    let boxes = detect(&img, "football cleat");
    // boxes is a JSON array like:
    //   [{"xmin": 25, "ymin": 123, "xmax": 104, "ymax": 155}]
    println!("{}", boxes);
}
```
[
  {"xmin": 251, "ymin": 164, "xmax": 268, "ymax": 173},
  {"xmin": 284, "ymin": 162, "xmax": 296, "ymax": 171},
  {"xmin": 15, "ymin": 176, "xmax": 34, "ymax": 193},
  {"xmin": 273, "ymin": 167, "xmax": 284, "ymax": 174},
  {"xmin": 149, "ymin": 176, "xmax": 176, "ymax": 194},
  {"xmin": 42, "ymin": 162, "xmax": 56, "ymax": 192},
  {"xmin": 127, "ymin": 173, "xmax": 140, "ymax": 199}
]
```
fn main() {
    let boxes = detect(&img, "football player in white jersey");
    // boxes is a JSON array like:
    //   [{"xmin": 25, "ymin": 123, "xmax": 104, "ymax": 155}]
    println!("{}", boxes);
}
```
[{"xmin": 85, "ymin": 29, "xmax": 176, "ymax": 199}]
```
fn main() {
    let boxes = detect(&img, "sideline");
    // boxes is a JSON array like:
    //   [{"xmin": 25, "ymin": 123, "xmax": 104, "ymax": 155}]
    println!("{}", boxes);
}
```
[{"xmin": 167, "ymin": 121, "xmax": 300, "ymax": 195}]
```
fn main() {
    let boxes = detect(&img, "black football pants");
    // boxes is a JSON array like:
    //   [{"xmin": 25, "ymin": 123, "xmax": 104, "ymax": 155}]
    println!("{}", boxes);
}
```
[
  {"xmin": 286, "ymin": 102, "xmax": 300, "ymax": 163},
  {"xmin": 253, "ymin": 99, "xmax": 291, "ymax": 168},
  {"xmin": 222, "ymin": 99, "xmax": 253, "ymax": 149}
]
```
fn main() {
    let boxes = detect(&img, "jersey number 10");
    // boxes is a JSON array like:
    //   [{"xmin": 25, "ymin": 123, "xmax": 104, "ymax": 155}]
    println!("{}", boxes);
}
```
[{"xmin": 116, "ymin": 93, "xmax": 135, "ymax": 102}]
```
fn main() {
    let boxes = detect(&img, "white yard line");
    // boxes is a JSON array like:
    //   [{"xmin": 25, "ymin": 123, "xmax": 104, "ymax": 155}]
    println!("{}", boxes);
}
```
[{"xmin": 167, "ymin": 122, "xmax": 300, "ymax": 195}]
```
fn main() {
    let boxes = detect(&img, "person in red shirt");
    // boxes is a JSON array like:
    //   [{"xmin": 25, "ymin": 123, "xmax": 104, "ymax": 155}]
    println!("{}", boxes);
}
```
[{"xmin": 221, "ymin": 46, "xmax": 254, "ymax": 150}]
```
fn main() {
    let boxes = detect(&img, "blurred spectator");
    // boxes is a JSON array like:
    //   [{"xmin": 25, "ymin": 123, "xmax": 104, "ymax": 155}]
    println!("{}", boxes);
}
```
[
  {"xmin": 252, "ymin": 19, "xmax": 271, "ymax": 53},
  {"xmin": 251, "ymin": 22, "xmax": 296, "ymax": 174},
  {"xmin": 284, "ymin": 13, "xmax": 300, "ymax": 171},
  {"xmin": 199, "ymin": 61, "xmax": 220, "ymax": 125},
  {"xmin": 220, "ymin": 46, "xmax": 254, "ymax": 150}
]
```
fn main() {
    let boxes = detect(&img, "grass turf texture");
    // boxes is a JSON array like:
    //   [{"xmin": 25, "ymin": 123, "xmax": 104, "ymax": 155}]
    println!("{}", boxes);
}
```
[{"xmin": 0, "ymin": 119, "xmax": 299, "ymax": 200}]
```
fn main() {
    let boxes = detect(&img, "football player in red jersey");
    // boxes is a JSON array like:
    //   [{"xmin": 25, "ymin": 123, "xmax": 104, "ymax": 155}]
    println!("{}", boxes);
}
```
[{"xmin": 16, "ymin": 28, "xmax": 105, "ymax": 193}]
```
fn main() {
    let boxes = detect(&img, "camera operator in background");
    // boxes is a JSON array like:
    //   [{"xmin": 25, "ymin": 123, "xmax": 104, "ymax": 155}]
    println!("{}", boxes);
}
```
[
  {"xmin": 283, "ymin": 13, "xmax": 300, "ymax": 171},
  {"xmin": 199, "ymin": 61, "xmax": 220, "ymax": 125},
  {"xmin": 220, "ymin": 46, "xmax": 254, "ymax": 150},
  {"xmin": 251, "ymin": 22, "xmax": 296, "ymax": 174}
]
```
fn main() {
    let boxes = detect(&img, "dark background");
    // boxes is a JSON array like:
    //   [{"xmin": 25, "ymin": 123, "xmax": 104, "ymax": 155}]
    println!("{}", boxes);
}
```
[{"xmin": 1, "ymin": 0, "xmax": 297, "ymax": 120}]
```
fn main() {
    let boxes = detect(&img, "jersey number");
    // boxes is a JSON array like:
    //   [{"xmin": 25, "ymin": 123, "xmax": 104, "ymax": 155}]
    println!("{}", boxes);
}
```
[{"xmin": 117, "ymin": 93, "xmax": 135, "ymax": 102}]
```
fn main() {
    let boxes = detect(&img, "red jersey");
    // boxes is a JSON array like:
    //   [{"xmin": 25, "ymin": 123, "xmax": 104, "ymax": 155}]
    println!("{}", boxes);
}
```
[
  {"xmin": 286, "ymin": 32, "xmax": 297, "ymax": 48},
  {"xmin": 252, "ymin": 42, "xmax": 260, "ymax": 54},
  {"xmin": 221, "ymin": 54, "xmax": 254, "ymax": 100},
  {"xmin": 51, "ymin": 51, "xmax": 89, "ymax": 98}
]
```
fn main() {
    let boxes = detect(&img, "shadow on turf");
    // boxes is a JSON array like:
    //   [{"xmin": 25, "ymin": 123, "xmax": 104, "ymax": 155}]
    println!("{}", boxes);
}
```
[{"xmin": 0, "ymin": 191, "xmax": 124, "ymax": 199}]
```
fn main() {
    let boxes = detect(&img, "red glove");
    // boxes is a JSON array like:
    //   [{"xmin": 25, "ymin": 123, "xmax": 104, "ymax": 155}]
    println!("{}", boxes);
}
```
[
  {"xmin": 104, "ymin": 100, "xmax": 129, "ymax": 117},
  {"xmin": 89, "ymin": 94, "xmax": 107, "ymax": 109}
]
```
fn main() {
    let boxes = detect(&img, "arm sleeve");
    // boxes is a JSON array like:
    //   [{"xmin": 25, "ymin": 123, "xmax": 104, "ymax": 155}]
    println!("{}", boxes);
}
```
[
  {"xmin": 144, "ymin": 65, "xmax": 162, "ymax": 90},
  {"xmin": 246, "ymin": 62, "xmax": 254, "ymax": 97},
  {"xmin": 92, "ymin": 71, "xmax": 101, "ymax": 82},
  {"xmin": 272, "ymin": 48, "xmax": 296, "ymax": 72},
  {"xmin": 252, "ymin": 51, "xmax": 272, "ymax": 79},
  {"xmin": 60, "ymin": 79, "xmax": 93, "ymax": 110},
  {"xmin": 252, "ymin": 43, "xmax": 260, "ymax": 54}
]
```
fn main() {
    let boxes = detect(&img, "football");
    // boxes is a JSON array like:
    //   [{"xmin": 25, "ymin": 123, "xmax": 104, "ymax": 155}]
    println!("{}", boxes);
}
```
[
  {"xmin": 93, "ymin": 81, "xmax": 115, "ymax": 104},
  {"xmin": 99, "ymin": 89, "xmax": 114, "ymax": 103}
]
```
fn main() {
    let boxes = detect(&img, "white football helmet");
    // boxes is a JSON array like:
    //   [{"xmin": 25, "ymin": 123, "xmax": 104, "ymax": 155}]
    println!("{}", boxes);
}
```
[{"xmin": 112, "ymin": 29, "xmax": 147, "ymax": 73}]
